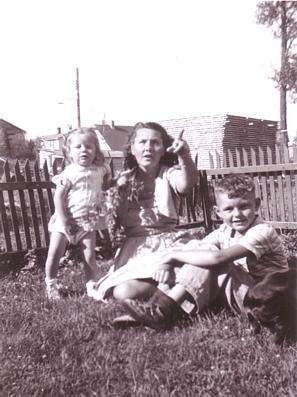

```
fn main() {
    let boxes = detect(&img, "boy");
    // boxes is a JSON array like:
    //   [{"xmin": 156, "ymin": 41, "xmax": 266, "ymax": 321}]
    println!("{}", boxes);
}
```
[{"xmin": 121, "ymin": 173, "xmax": 289, "ymax": 329}]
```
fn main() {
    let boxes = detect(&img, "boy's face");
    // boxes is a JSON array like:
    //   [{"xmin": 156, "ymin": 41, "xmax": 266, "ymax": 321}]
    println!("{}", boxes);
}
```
[{"xmin": 215, "ymin": 190, "xmax": 260, "ymax": 232}]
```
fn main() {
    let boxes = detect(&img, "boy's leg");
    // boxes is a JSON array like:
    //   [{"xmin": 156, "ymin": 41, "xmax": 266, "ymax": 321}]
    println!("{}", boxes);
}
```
[
  {"xmin": 224, "ymin": 264, "xmax": 254, "ymax": 314},
  {"xmin": 113, "ymin": 279, "xmax": 158, "ymax": 300},
  {"xmin": 121, "ymin": 265, "xmax": 220, "ymax": 329},
  {"xmin": 45, "ymin": 232, "xmax": 68, "ymax": 300},
  {"xmin": 112, "ymin": 280, "xmax": 158, "ymax": 329}
]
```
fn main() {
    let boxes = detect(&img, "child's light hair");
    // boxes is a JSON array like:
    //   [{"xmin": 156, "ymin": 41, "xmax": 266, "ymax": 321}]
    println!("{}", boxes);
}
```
[
  {"xmin": 215, "ymin": 174, "xmax": 255, "ymax": 199},
  {"xmin": 63, "ymin": 127, "xmax": 105, "ymax": 166}
]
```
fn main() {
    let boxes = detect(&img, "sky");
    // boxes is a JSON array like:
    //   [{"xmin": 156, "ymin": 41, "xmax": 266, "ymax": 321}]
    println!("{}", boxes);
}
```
[{"xmin": 1, "ymin": 0, "xmax": 297, "ymax": 143}]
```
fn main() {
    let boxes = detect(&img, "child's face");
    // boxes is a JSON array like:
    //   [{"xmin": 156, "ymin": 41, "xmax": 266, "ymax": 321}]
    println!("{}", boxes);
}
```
[
  {"xmin": 68, "ymin": 134, "xmax": 96, "ymax": 167},
  {"xmin": 215, "ymin": 190, "xmax": 260, "ymax": 232},
  {"xmin": 131, "ymin": 128, "xmax": 165, "ymax": 172}
]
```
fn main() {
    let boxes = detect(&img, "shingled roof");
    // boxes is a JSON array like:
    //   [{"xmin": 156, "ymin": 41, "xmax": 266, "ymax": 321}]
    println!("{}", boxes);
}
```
[
  {"xmin": 0, "ymin": 119, "xmax": 26, "ymax": 134},
  {"xmin": 93, "ymin": 124, "xmax": 133, "ymax": 151},
  {"xmin": 159, "ymin": 114, "xmax": 278, "ymax": 168}
]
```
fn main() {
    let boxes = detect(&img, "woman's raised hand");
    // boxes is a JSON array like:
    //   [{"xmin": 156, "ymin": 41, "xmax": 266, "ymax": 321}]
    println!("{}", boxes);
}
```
[{"xmin": 166, "ymin": 129, "xmax": 190, "ymax": 156}]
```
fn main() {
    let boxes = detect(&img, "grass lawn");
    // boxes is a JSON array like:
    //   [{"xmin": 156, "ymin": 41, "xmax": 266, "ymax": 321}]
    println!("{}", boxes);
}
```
[{"xmin": 1, "ymin": 247, "xmax": 297, "ymax": 396}]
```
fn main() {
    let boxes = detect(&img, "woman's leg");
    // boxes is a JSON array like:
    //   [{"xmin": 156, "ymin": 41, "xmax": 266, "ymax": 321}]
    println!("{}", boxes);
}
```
[{"xmin": 113, "ymin": 279, "xmax": 157, "ymax": 300}]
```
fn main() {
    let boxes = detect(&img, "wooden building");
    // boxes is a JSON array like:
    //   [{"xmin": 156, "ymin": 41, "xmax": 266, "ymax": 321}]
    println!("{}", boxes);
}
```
[
  {"xmin": 0, "ymin": 119, "xmax": 27, "ymax": 158},
  {"xmin": 159, "ymin": 114, "xmax": 278, "ymax": 169}
]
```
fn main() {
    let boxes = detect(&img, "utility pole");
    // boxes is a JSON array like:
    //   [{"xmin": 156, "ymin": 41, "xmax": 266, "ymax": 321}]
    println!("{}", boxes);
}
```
[{"xmin": 76, "ymin": 67, "xmax": 81, "ymax": 127}]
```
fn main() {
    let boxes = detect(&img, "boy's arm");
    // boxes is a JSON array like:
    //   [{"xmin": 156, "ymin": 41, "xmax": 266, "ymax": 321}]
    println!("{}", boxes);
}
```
[{"xmin": 158, "ymin": 244, "xmax": 253, "ymax": 268}]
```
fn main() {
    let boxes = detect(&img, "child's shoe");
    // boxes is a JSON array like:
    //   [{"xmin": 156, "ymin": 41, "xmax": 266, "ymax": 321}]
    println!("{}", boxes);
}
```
[
  {"xmin": 45, "ymin": 278, "xmax": 62, "ymax": 301},
  {"xmin": 86, "ymin": 280, "xmax": 97, "ymax": 299}
]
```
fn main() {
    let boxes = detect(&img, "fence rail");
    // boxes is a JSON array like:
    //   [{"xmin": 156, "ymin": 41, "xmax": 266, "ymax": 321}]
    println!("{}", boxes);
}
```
[
  {"xmin": 208, "ymin": 144, "xmax": 297, "ymax": 169},
  {"xmin": 1, "ymin": 144, "xmax": 297, "ymax": 266},
  {"xmin": 204, "ymin": 144, "xmax": 297, "ymax": 230},
  {"xmin": 0, "ymin": 160, "xmax": 55, "ymax": 264}
]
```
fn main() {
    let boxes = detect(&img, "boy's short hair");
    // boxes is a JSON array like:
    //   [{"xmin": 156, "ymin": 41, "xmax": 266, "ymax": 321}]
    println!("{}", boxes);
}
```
[{"xmin": 214, "ymin": 174, "xmax": 255, "ymax": 199}]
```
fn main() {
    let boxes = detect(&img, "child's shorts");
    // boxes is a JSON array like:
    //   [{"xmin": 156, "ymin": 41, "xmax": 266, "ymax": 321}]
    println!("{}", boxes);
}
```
[{"xmin": 48, "ymin": 215, "xmax": 89, "ymax": 245}]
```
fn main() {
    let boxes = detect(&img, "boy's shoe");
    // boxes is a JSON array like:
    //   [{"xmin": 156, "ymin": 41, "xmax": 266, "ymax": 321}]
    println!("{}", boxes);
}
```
[
  {"xmin": 121, "ymin": 299, "xmax": 172, "ymax": 330},
  {"xmin": 45, "ymin": 279, "xmax": 62, "ymax": 301},
  {"xmin": 112, "ymin": 314, "xmax": 140, "ymax": 329},
  {"xmin": 121, "ymin": 289, "xmax": 187, "ymax": 330}
]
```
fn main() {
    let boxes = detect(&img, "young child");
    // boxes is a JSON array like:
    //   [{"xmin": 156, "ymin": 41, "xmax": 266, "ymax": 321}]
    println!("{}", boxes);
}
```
[
  {"xmin": 45, "ymin": 127, "xmax": 111, "ymax": 300},
  {"xmin": 121, "ymin": 174, "xmax": 290, "ymax": 337}
]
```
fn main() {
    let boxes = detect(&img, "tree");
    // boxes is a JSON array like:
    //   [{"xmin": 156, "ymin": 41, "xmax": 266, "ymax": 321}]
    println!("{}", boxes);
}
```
[
  {"xmin": 0, "ymin": 133, "xmax": 38, "ymax": 160},
  {"xmin": 17, "ymin": 139, "xmax": 38, "ymax": 161},
  {"xmin": 256, "ymin": 1, "xmax": 297, "ymax": 143},
  {"xmin": 0, "ymin": 127, "xmax": 10, "ymax": 158}
]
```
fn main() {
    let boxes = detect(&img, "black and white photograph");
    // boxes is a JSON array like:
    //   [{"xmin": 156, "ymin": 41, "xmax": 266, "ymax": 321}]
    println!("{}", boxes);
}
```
[{"xmin": 1, "ymin": 1, "xmax": 296, "ymax": 396}]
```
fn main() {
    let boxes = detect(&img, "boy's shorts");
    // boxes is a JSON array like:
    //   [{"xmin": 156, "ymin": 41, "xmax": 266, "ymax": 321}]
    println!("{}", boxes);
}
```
[{"xmin": 173, "ymin": 241, "xmax": 254, "ymax": 314}]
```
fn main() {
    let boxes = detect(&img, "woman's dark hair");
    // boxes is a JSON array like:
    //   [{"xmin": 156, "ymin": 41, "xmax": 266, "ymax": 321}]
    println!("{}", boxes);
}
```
[
  {"xmin": 244, "ymin": 268, "xmax": 297, "ymax": 345},
  {"xmin": 123, "ymin": 122, "xmax": 178, "ymax": 169}
]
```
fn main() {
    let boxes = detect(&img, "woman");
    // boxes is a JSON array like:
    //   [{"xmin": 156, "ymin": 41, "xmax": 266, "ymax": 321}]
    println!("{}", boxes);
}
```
[{"xmin": 92, "ymin": 121, "xmax": 198, "ymax": 304}]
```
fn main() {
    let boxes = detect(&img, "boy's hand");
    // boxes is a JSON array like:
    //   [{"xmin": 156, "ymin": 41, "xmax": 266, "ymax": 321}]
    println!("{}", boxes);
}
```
[{"xmin": 154, "ymin": 263, "xmax": 175, "ymax": 284}]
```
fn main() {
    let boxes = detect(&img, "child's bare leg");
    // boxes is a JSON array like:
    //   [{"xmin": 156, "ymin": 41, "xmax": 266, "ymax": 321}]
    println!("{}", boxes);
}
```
[
  {"xmin": 45, "ymin": 232, "xmax": 68, "ymax": 279},
  {"xmin": 80, "ymin": 231, "xmax": 98, "ymax": 282},
  {"xmin": 45, "ymin": 232, "xmax": 68, "ymax": 300},
  {"xmin": 113, "ymin": 279, "xmax": 157, "ymax": 301}
]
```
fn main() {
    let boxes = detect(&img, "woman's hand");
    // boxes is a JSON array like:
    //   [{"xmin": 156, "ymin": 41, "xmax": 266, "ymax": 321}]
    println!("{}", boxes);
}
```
[
  {"xmin": 166, "ymin": 129, "xmax": 190, "ymax": 156},
  {"xmin": 166, "ymin": 128, "xmax": 197, "ymax": 194}
]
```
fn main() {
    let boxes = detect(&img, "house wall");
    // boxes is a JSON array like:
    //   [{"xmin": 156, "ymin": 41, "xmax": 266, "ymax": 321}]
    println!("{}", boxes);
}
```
[
  {"xmin": 160, "ymin": 114, "xmax": 227, "ymax": 169},
  {"xmin": 222, "ymin": 115, "xmax": 278, "ymax": 166},
  {"xmin": 160, "ymin": 114, "xmax": 278, "ymax": 169},
  {"xmin": 0, "ymin": 125, "xmax": 26, "ymax": 158}
]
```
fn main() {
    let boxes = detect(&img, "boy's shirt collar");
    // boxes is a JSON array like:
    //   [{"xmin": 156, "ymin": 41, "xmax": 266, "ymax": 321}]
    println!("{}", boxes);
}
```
[{"xmin": 230, "ymin": 215, "xmax": 261, "ymax": 238}]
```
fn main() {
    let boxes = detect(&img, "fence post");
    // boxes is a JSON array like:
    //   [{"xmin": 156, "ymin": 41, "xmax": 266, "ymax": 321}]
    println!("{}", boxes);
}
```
[{"xmin": 199, "ymin": 170, "xmax": 213, "ymax": 233}]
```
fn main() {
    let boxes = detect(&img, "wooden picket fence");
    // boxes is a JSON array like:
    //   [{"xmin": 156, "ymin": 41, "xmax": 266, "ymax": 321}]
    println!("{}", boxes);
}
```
[
  {"xmin": 0, "ymin": 158, "xmax": 206, "ymax": 266},
  {"xmin": 0, "ymin": 144, "xmax": 296, "ymax": 267},
  {"xmin": 203, "ymin": 144, "xmax": 297, "ymax": 230},
  {"xmin": 0, "ymin": 160, "xmax": 55, "ymax": 265}
]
